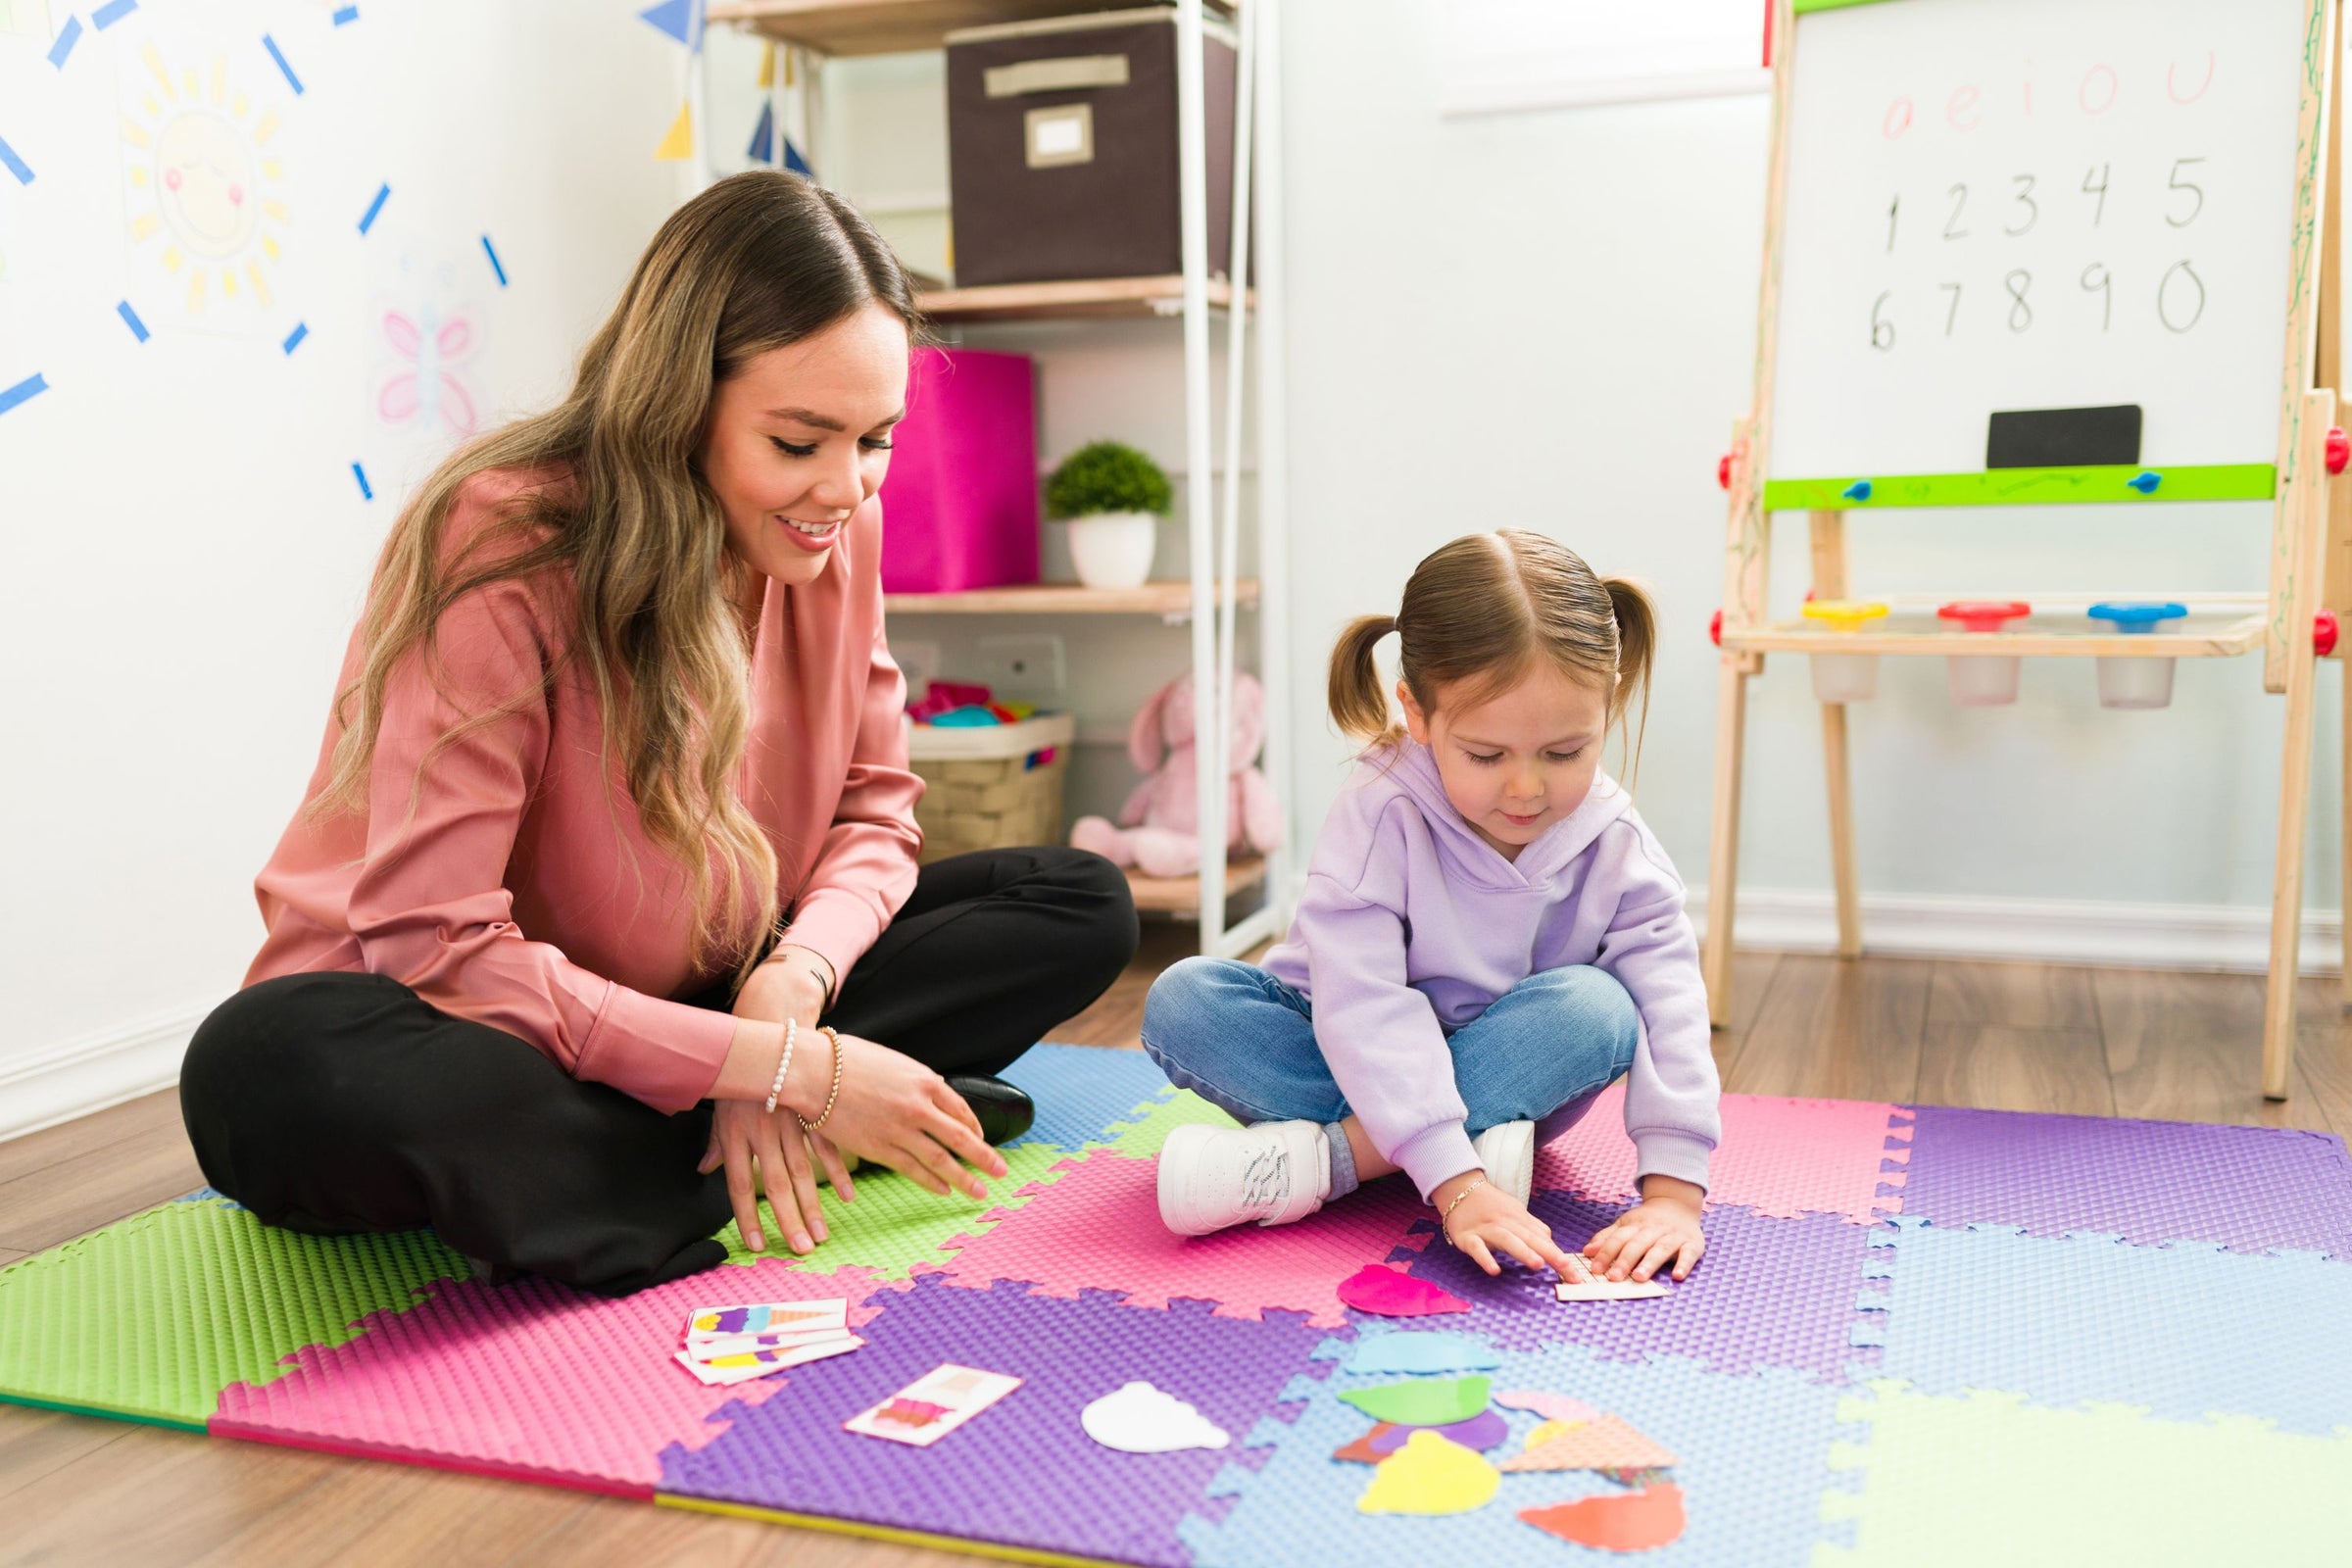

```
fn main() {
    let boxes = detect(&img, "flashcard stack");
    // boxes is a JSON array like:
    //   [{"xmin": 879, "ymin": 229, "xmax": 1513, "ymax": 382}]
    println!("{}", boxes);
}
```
[{"xmin": 672, "ymin": 1298, "xmax": 863, "ymax": 1387}]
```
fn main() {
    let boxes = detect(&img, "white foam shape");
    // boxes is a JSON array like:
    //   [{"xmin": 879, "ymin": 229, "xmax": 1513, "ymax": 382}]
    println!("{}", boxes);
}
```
[{"xmin": 1080, "ymin": 1380, "xmax": 1232, "ymax": 1454}]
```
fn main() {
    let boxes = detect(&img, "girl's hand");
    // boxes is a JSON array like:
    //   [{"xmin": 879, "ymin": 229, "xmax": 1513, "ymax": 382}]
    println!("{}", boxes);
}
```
[
  {"xmin": 1583, "ymin": 1176, "xmax": 1706, "ymax": 1283},
  {"xmin": 807, "ymin": 1031, "xmax": 1009, "ymax": 1202},
  {"xmin": 699, "ymin": 1098, "xmax": 850, "ymax": 1254},
  {"xmin": 1435, "ymin": 1172, "xmax": 1581, "ymax": 1278}
]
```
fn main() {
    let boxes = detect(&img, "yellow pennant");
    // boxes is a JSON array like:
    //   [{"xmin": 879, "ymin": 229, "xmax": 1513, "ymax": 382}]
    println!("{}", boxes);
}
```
[{"xmin": 654, "ymin": 100, "xmax": 693, "ymax": 161}]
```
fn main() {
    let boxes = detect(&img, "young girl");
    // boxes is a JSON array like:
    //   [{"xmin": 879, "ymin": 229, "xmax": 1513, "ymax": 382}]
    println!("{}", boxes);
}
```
[{"xmin": 1141, "ymin": 530, "xmax": 1720, "ymax": 1284}]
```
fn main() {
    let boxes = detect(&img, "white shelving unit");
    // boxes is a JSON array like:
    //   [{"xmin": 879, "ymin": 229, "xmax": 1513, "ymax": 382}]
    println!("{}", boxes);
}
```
[{"xmin": 701, "ymin": 0, "xmax": 1294, "ymax": 957}]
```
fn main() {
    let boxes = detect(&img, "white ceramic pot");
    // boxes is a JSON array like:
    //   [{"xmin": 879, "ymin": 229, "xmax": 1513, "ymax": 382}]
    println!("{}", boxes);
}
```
[{"xmin": 1065, "ymin": 511, "xmax": 1157, "ymax": 591}]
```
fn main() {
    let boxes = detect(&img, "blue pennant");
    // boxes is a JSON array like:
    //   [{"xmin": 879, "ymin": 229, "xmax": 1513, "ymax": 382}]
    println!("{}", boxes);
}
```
[
  {"xmin": 785, "ymin": 137, "xmax": 812, "ymax": 177},
  {"xmin": 637, "ymin": 0, "xmax": 700, "ymax": 49},
  {"xmin": 747, "ymin": 100, "xmax": 774, "ymax": 165}
]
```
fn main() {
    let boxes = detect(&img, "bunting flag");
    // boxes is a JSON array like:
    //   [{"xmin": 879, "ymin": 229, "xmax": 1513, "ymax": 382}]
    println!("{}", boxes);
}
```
[
  {"xmin": 653, "ymin": 100, "xmax": 694, "ymax": 161},
  {"xmin": 747, "ymin": 99, "xmax": 774, "ymax": 165},
  {"xmin": 637, "ymin": 0, "xmax": 701, "ymax": 49}
]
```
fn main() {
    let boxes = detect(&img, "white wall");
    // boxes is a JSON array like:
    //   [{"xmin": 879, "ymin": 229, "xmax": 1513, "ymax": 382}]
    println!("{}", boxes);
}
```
[
  {"xmin": 0, "ymin": 0, "xmax": 687, "ymax": 1135},
  {"xmin": 1276, "ymin": 0, "xmax": 2341, "ymax": 962}
]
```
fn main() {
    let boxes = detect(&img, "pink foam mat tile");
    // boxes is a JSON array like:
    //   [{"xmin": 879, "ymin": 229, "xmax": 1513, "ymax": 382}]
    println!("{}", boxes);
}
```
[
  {"xmin": 933, "ymin": 1150, "xmax": 1432, "ymax": 1328},
  {"xmin": 1536, "ymin": 1085, "xmax": 1909, "ymax": 1223},
  {"xmin": 212, "ymin": 1262, "xmax": 894, "ymax": 1495}
]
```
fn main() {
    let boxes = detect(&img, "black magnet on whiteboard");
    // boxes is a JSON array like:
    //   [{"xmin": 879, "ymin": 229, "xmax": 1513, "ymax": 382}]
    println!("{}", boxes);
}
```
[
  {"xmin": 1841, "ymin": 479, "xmax": 1873, "ymax": 502},
  {"xmin": 2127, "ymin": 470, "xmax": 2162, "ymax": 494},
  {"xmin": 1986, "ymin": 404, "xmax": 2143, "ymax": 467}
]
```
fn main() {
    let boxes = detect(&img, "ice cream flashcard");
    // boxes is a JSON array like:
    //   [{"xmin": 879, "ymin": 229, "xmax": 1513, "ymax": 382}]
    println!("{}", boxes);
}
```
[
  {"xmin": 690, "ymin": 1326, "xmax": 857, "ymax": 1360},
  {"xmin": 1553, "ymin": 1252, "xmax": 1669, "ymax": 1301},
  {"xmin": 683, "ymin": 1298, "xmax": 849, "ymax": 1346},
  {"xmin": 671, "ymin": 1335, "xmax": 865, "ymax": 1387},
  {"xmin": 844, "ymin": 1363, "xmax": 1022, "ymax": 1446}
]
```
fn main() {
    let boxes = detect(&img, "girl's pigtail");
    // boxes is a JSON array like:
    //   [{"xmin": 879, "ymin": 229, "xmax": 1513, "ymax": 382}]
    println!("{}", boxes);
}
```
[
  {"xmin": 1328, "ymin": 613, "xmax": 1400, "ymax": 745},
  {"xmin": 1601, "ymin": 576, "xmax": 1657, "ymax": 790}
]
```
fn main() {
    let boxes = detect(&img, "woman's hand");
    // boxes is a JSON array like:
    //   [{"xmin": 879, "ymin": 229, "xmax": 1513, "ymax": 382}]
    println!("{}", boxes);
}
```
[
  {"xmin": 812, "ymin": 1031, "xmax": 1009, "ymax": 1201},
  {"xmin": 1583, "ymin": 1175, "xmax": 1706, "ymax": 1283},
  {"xmin": 1434, "ymin": 1171, "xmax": 1580, "ymax": 1278},
  {"xmin": 698, "ymin": 1098, "xmax": 856, "ymax": 1254}
]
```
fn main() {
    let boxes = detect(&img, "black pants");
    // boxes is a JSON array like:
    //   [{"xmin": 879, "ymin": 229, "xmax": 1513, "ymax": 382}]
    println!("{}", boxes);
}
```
[{"xmin": 180, "ymin": 848, "xmax": 1137, "ymax": 1297}]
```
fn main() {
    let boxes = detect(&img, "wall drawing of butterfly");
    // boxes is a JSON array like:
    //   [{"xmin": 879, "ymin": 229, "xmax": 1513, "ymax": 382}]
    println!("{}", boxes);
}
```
[{"xmin": 376, "ymin": 306, "xmax": 481, "ymax": 439}]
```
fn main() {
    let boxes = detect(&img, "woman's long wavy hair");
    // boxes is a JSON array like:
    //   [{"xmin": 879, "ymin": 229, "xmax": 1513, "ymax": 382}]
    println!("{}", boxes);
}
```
[{"xmin": 314, "ymin": 171, "xmax": 918, "ymax": 984}]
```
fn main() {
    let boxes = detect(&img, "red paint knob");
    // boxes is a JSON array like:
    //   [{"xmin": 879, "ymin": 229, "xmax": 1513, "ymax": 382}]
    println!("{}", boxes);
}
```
[
  {"xmin": 1709, "ymin": 608, "xmax": 1724, "ymax": 647},
  {"xmin": 2319, "ymin": 609, "xmax": 2340, "ymax": 657},
  {"xmin": 2328, "ymin": 426, "xmax": 2350, "ymax": 476},
  {"xmin": 1717, "ymin": 453, "xmax": 1734, "ymax": 490}
]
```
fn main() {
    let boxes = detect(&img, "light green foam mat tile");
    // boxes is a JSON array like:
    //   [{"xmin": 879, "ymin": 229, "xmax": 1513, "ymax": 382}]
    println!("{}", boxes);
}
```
[
  {"xmin": 0, "ymin": 1197, "xmax": 466, "ymax": 1429},
  {"xmin": 711, "ymin": 1139, "xmax": 1082, "ymax": 1279},
  {"xmin": 1093, "ymin": 1087, "xmax": 1238, "ymax": 1160},
  {"xmin": 1816, "ymin": 1380, "xmax": 2352, "ymax": 1565}
]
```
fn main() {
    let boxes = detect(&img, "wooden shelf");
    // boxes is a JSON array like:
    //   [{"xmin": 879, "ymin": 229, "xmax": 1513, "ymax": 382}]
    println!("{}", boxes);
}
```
[
  {"xmin": 885, "ymin": 579, "xmax": 1258, "ymax": 615},
  {"xmin": 1126, "ymin": 856, "xmax": 1266, "ymax": 914},
  {"xmin": 1721, "ymin": 609, "xmax": 2266, "ymax": 660},
  {"xmin": 710, "ymin": 1, "xmax": 1235, "ymax": 58},
  {"xmin": 915, "ymin": 275, "xmax": 1249, "ymax": 322}
]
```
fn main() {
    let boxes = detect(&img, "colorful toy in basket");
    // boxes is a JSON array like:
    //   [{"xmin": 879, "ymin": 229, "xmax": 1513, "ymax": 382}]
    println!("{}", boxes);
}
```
[{"xmin": 1070, "ymin": 670, "xmax": 1283, "ymax": 878}]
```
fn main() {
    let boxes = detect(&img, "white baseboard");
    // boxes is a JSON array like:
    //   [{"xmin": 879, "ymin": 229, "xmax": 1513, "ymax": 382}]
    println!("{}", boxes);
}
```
[
  {"xmin": 0, "ymin": 1007, "xmax": 199, "ymax": 1144},
  {"xmin": 1689, "ymin": 887, "xmax": 2345, "ymax": 976}
]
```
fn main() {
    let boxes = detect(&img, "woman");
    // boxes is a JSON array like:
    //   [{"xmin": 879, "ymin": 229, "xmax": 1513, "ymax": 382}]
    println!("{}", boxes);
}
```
[{"xmin": 180, "ymin": 172, "xmax": 1139, "ymax": 1297}]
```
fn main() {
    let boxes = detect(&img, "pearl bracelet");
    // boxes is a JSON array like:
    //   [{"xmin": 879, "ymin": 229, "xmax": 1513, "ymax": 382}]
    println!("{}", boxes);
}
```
[{"xmin": 763, "ymin": 1017, "xmax": 797, "ymax": 1115}]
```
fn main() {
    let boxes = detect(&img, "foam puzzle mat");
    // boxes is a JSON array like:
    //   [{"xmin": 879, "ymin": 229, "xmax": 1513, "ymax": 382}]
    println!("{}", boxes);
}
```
[{"xmin": 5, "ymin": 1043, "xmax": 2351, "ymax": 1564}]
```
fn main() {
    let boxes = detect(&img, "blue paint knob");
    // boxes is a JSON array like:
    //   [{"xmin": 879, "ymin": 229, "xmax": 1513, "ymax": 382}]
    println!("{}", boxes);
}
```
[
  {"xmin": 2127, "ymin": 470, "xmax": 2162, "ymax": 494},
  {"xmin": 1841, "ymin": 479, "xmax": 1874, "ymax": 503}
]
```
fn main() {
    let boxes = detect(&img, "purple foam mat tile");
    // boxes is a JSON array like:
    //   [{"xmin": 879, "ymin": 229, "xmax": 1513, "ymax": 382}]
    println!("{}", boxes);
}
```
[
  {"xmin": 1899, "ymin": 1104, "xmax": 2352, "ymax": 1257},
  {"xmin": 1396, "ymin": 1197, "xmax": 1872, "ymax": 1382},
  {"xmin": 657, "ymin": 1272, "xmax": 1332, "ymax": 1567}
]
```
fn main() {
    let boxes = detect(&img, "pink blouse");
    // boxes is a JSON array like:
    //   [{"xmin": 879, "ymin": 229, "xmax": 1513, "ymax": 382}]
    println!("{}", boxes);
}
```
[{"xmin": 246, "ymin": 466, "xmax": 922, "ymax": 1111}]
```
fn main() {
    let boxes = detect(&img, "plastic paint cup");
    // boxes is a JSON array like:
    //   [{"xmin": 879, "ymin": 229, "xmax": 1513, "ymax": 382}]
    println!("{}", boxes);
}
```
[
  {"xmin": 1936, "ymin": 601, "xmax": 2032, "ymax": 707},
  {"xmin": 2085, "ymin": 602, "xmax": 2188, "ymax": 710},
  {"xmin": 1800, "ymin": 599, "xmax": 1889, "ymax": 703}
]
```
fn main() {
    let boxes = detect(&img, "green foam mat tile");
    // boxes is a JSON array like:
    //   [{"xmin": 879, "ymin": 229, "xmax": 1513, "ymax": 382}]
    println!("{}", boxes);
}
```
[
  {"xmin": 0, "ymin": 1196, "xmax": 466, "ymax": 1429},
  {"xmin": 1092, "ymin": 1087, "xmax": 1238, "ymax": 1161},
  {"xmin": 1817, "ymin": 1380, "xmax": 2352, "ymax": 1564},
  {"xmin": 710, "ymin": 1138, "xmax": 1083, "ymax": 1279}
]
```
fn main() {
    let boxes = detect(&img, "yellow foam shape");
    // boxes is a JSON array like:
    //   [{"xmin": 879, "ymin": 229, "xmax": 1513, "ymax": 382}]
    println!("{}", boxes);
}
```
[{"xmin": 1355, "ymin": 1430, "xmax": 1499, "ymax": 1516}]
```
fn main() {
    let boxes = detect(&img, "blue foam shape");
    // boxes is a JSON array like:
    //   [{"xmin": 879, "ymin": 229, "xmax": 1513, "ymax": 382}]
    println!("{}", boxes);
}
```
[
  {"xmin": 92, "ymin": 0, "xmax": 137, "ymax": 28},
  {"xmin": 1183, "ymin": 1344, "xmax": 1843, "ymax": 1568},
  {"xmin": 261, "ymin": 32, "xmax": 302, "ymax": 94},
  {"xmin": 46, "ymin": 15, "xmax": 80, "ymax": 69},
  {"xmin": 0, "ymin": 133, "xmax": 31, "ymax": 185},
  {"xmin": 996, "ymin": 1043, "xmax": 1170, "ymax": 1153},
  {"xmin": 1877, "ymin": 1221, "xmax": 2352, "ymax": 1435},
  {"xmin": 1343, "ymin": 1330, "xmax": 1499, "ymax": 1375}
]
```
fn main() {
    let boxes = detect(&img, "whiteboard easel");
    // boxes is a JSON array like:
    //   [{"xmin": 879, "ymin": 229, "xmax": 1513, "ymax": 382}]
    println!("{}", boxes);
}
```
[{"xmin": 1703, "ymin": 0, "xmax": 2346, "ymax": 1099}]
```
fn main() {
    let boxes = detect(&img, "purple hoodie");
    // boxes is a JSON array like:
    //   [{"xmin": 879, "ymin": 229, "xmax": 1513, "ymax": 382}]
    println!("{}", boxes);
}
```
[{"xmin": 1262, "ymin": 740, "xmax": 1721, "ymax": 1200}]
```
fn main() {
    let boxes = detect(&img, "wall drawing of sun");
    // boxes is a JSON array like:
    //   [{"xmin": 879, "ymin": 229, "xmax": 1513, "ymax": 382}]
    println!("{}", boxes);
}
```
[{"xmin": 120, "ymin": 40, "xmax": 288, "ymax": 324}]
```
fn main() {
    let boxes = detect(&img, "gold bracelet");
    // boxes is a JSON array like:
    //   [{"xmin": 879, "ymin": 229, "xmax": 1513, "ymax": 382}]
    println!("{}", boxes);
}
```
[
  {"xmin": 1438, "ymin": 1174, "xmax": 1488, "ymax": 1247},
  {"xmin": 804, "ymin": 1026, "xmax": 845, "ymax": 1133}
]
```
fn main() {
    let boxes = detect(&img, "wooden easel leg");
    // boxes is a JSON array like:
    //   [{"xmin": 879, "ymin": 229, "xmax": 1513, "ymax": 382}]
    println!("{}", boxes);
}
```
[
  {"xmin": 1823, "ymin": 702, "xmax": 1863, "ymax": 958},
  {"xmin": 2264, "ymin": 390, "xmax": 2336, "ymax": 1098},
  {"xmin": 1703, "ymin": 659, "xmax": 1750, "ymax": 1029},
  {"xmin": 2342, "ymin": 664, "xmax": 2352, "ymax": 1008}
]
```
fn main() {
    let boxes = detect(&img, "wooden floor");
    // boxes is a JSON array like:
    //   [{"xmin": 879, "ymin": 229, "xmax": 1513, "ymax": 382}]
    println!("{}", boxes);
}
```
[{"xmin": 6, "ymin": 936, "xmax": 2352, "ymax": 1565}]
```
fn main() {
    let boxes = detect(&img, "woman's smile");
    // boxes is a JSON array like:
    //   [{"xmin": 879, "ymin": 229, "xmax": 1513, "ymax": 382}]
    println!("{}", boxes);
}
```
[{"xmin": 777, "ymin": 514, "xmax": 845, "ymax": 552}]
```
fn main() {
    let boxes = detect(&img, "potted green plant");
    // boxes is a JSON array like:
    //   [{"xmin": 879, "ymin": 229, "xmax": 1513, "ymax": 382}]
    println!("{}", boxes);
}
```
[{"xmin": 1046, "ymin": 439, "xmax": 1172, "ymax": 591}]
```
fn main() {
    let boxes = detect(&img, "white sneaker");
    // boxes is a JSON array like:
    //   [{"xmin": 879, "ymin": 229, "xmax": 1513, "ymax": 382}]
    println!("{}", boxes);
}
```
[
  {"xmin": 1473, "ymin": 1120, "xmax": 1536, "ymax": 1207},
  {"xmin": 1156, "ymin": 1121, "xmax": 1331, "ymax": 1236}
]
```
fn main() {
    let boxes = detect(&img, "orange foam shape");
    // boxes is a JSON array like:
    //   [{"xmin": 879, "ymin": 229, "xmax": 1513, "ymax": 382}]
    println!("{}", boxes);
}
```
[
  {"xmin": 1518, "ymin": 1484, "xmax": 1687, "ymax": 1552},
  {"xmin": 1496, "ymin": 1414, "xmax": 1677, "ymax": 1473}
]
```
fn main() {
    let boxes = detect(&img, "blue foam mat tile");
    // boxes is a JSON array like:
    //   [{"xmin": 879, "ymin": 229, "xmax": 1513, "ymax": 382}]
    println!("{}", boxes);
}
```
[
  {"xmin": 1179, "ymin": 1342, "xmax": 1844, "ymax": 1567},
  {"xmin": 1875, "ymin": 1219, "xmax": 2352, "ymax": 1435},
  {"xmin": 998, "ymin": 1043, "xmax": 1173, "ymax": 1153}
]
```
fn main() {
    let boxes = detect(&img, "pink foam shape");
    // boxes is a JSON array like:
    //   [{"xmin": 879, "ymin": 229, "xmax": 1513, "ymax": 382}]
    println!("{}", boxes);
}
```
[
  {"xmin": 212, "ymin": 1262, "xmax": 892, "ymax": 1494},
  {"xmin": 1335, "ymin": 1263, "xmax": 1468, "ymax": 1317},
  {"xmin": 1494, "ymin": 1389, "xmax": 1603, "ymax": 1425},
  {"xmin": 935, "ymin": 1151, "xmax": 1428, "ymax": 1328},
  {"xmin": 1534, "ymin": 1085, "xmax": 1906, "ymax": 1223}
]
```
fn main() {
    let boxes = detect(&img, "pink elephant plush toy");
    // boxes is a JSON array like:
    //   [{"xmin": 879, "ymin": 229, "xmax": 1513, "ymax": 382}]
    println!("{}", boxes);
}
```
[{"xmin": 1070, "ymin": 671, "xmax": 1284, "ymax": 878}]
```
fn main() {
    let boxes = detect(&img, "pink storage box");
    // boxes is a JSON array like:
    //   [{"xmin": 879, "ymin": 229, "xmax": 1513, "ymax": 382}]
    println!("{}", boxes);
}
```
[{"xmin": 880, "ymin": 347, "xmax": 1039, "ymax": 593}]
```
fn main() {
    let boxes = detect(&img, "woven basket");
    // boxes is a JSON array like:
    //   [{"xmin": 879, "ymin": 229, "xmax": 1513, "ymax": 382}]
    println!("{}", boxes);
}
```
[{"xmin": 906, "ymin": 711, "xmax": 1076, "ymax": 864}]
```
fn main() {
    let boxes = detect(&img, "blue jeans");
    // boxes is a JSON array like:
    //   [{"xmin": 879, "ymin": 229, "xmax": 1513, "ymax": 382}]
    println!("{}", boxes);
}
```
[{"xmin": 1140, "ymin": 957, "xmax": 1640, "ymax": 1196}]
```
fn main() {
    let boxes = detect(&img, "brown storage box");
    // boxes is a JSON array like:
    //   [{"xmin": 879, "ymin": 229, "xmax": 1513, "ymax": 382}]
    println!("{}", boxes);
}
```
[
  {"xmin": 907, "ymin": 711, "xmax": 1076, "ymax": 864},
  {"xmin": 945, "ymin": 8, "xmax": 1237, "ymax": 287}
]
